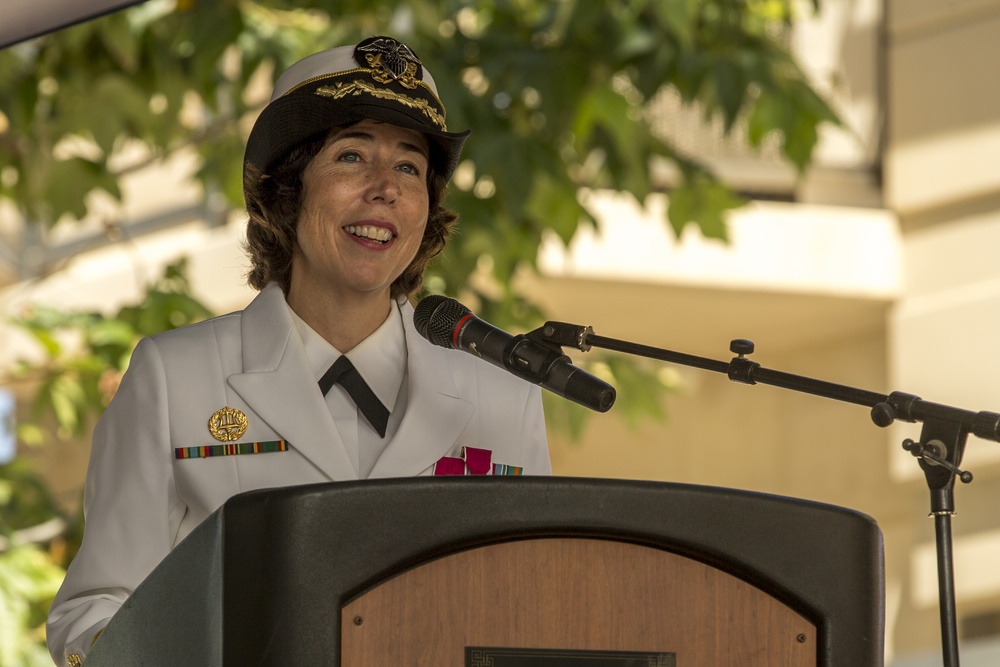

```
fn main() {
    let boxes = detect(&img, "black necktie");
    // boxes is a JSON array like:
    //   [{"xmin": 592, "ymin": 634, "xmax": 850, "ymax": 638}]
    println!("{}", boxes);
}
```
[{"xmin": 318, "ymin": 356, "xmax": 390, "ymax": 438}]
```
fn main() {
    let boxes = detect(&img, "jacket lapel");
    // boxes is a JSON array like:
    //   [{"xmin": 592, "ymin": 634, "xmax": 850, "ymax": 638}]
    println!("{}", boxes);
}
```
[
  {"xmin": 368, "ymin": 301, "xmax": 474, "ymax": 478},
  {"xmin": 226, "ymin": 285, "xmax": 359, "ymax": 482}
]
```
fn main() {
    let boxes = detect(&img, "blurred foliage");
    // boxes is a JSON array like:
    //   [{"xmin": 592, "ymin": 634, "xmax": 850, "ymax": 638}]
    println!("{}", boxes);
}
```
[
  {"xmin": 0, "ymin": 460, "xmax": 60, "ymax": 535},
  {"xmin": 10, "ymin": 259, "xmax": 213, "ymax": 445},
  {"xmin": 0, "ymin": 2, "xmax": 838, "ymax": 659},
  {"xmin": 0, "ymin": 460, "xmax": 67, "ymax": 666},
  {"xmin": 0, "ymin": 543, "xmax": 64, "ymax": 667},
  {"xmin": 0, "ymin": 1, "xmax": 839, "ymax": 433}
]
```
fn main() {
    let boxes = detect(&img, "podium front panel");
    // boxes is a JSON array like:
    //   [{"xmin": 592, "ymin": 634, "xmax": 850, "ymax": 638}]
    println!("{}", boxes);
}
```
[{"xmin": 341, "ymin": 537, "xmax": 817, "ymax": 666}]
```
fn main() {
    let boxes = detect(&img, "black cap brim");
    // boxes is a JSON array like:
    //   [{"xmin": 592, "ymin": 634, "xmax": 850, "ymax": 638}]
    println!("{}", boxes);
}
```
[{"xmin": 243, "ymin": 84, "xmax": 470, "ymax": 186}]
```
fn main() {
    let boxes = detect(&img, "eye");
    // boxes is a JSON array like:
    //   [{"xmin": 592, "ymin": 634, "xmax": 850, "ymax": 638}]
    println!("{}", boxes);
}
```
[
  {"xmin": 337, "ymin": 150, "xmax": 362, "ymax": 163},
  {"xmin": 398, "ymin": 162, "xmax": 421, "ymax": 176}
]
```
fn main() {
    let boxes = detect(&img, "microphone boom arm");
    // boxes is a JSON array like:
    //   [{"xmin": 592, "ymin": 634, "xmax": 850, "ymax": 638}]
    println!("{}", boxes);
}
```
[{"xmin": 533, "ymin": 320, "xmax": 1000, "ymax": 442}]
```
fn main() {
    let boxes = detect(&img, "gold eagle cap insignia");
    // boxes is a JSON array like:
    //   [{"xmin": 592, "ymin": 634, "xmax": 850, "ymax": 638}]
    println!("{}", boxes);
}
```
[{"xmin": 354, "ymin": 36, "xmax": 422, "ymax": 89}]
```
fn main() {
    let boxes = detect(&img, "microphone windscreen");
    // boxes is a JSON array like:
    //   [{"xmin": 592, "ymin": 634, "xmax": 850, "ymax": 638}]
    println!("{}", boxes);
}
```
[{"xmin": 413, "ymin": 295, "xmax": 471, "ymax": 348}]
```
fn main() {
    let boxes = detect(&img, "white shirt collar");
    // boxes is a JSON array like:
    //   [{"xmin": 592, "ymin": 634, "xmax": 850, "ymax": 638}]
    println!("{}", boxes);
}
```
[{"xmin": 287, "ymin": 301, "xmax": 407, "ymax": 412}]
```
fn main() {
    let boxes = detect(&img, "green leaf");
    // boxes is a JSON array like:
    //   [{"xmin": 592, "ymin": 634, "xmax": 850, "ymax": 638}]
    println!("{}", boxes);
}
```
[
  {"xmin": 40, "ymin": 157, "xmax": 103, "ymax": 222},
  {"xmin": 15, "ymin": 326, "xmax": 62, "ymax": 358},
  {"xmin": 783, "ymin": 114, "xmax": 819, "ymax": 172},
  {"xmin": 542, "ymin": 390, "xmax": 591, "ymax": 441},
  {"xmin": 746, "ymin": 89, "xmax": 785, "ymax": 147},
  {"xmin": 0, "ymin": 460, "xmax": 61, "ymax": 533},
  {"xmin": 712, "ymin": 58, "xmax": 746, "ymax": 131},
  {"xmin": 524, "ymin": 172, "xmax": 587, "ymax": 245},
  {"xmin": 668, "ymin": 172, "xmax": 744, "ymax": 239},
  {"xmin": 98, "ymin": 11, "xmax": 140, "ymax": 72},
  {"xmin": 48, "ymin": 376, "xmax": 87, "ymax": 435},
  {"xmin": 602, "ymin": 355, "xmax": 672, "ymax": 430},
  {"xmin": 87, "ymin": 74, "xmax": 156, "ymax": 154},
  {"xmin": 86, "ymin": 318, "xmax": 137, "ymax": 351},
  {"xmin": 653, "ymin": 0, "xmax": 699, "ymax": 50},
  {"xmin": 14, "ymin": 424, "xmax": 45, "ymax": 447}
]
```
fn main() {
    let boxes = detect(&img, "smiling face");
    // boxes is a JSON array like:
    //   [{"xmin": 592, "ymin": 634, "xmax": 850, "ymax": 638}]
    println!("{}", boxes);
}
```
[{"xmin": 288, "ymin": 120, "xmax": 431, "ymax": 309}]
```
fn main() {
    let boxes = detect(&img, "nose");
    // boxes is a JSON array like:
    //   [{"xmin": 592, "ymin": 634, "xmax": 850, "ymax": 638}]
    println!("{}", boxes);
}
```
[{"xmin": 365, "ymin": 163, "xmax": 400, "ymax": 204}]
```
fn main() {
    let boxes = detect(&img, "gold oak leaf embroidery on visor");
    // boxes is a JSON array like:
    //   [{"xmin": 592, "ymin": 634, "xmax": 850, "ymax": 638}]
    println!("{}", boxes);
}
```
[
  {"xmin": 364, "ymin": 53, "xmax": 420, "ymax": 88},
  {"xmin": 314, "ymin": 80, "xmax": 448, "ymax": 131}
]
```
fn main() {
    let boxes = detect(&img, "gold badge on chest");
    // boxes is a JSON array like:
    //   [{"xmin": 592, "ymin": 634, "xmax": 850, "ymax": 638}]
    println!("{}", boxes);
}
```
[{"xmin": 208, "ymin": 406, "xmax": 248, "ymax": 442}]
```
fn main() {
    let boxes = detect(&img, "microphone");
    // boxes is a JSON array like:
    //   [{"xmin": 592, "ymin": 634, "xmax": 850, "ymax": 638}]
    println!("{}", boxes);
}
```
[{"xmin": 413, "ymin": 295, "xmax": 616, "ymax": 413}]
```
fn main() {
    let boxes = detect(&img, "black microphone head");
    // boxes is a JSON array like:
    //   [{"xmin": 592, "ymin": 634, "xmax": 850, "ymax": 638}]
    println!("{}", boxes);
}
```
[{"xmin": 413, "ymin": 294, "xmax": 472, "ymax": 348}]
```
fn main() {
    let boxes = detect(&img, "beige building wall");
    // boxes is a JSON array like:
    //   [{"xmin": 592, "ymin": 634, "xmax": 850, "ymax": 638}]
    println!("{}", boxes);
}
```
[{"xmin": 884, "ymin": 0, "xmax": 1000, "ymax": 660}]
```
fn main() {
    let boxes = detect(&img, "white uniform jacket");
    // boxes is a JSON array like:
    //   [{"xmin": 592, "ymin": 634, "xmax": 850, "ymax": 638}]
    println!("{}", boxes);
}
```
[{"xmin": 46, "ymin": 284, "xmax": 550, "ymax": 663}]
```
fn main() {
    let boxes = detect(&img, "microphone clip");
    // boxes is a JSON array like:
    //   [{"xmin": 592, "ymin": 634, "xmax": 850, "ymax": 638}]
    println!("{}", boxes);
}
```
[
  {"xmin": 526, "ymin": 321, "xmax": 594, "ymax": 352},
  {"xmin": 505, "ymin": 332, "xmax": 572, "ymax": 385}
]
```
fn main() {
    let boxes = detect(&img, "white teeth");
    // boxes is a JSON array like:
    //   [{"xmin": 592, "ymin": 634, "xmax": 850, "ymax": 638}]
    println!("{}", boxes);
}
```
[{"xmin": 344, "ymin": 225, "xmax": 393, "ymax": 243}]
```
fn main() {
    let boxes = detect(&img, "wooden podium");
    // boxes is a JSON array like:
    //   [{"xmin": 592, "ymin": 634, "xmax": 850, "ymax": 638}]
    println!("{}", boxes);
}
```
[{"xmin": 84, "ymin": 477, "xmax": 884, "ymax": 666}]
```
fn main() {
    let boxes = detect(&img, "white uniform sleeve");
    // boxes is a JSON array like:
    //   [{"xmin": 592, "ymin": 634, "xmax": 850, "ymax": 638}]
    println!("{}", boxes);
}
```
[{"xmin": 46, "ymin": 337, "xmax": 184, "ymax": 665}]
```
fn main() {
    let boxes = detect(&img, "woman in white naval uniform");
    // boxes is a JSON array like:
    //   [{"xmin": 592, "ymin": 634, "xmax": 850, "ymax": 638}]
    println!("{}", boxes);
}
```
[{"xmin": 46, "ymin": 36, "xmax": 551, "ymax": 666}]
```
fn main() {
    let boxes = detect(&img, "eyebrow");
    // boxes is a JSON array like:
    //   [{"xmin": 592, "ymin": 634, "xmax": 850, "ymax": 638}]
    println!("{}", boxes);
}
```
[{"xmin": 332, "ymin": 128, "xmax": 429, "ymax": 161}]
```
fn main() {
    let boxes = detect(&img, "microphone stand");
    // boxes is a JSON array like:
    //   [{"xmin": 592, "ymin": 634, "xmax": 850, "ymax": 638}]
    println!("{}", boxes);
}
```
[{"xmin": 528, "ymin": 322, "xmax": 1000, "ymax": 667}]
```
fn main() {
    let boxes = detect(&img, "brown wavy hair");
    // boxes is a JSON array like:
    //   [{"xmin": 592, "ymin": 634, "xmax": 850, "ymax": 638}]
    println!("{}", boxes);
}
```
[{"xmin": 243, "ymin": 127, "xmax": 457, "ymax": 300}]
